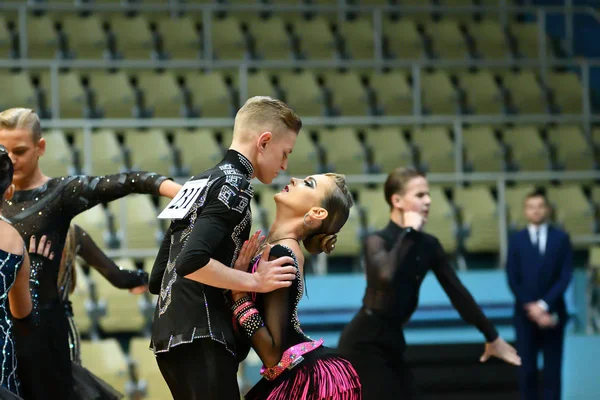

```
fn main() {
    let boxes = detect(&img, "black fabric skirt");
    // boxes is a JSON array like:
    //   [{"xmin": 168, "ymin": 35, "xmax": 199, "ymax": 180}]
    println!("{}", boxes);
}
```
[{"xmin": 72, "ymin": 362, "xmax": 124, "ymax": 400}]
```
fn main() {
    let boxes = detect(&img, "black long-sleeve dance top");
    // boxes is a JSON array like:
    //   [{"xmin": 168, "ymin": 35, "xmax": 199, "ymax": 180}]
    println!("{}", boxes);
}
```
[
  {"xmin": 362, "ymin": 220, "xmax": 498, "ymax": 342},
  {"xmin": 149, "ymin": 150, "xmax": 254, "ymax": 359},
  {"xmin": 1, "ymin": 172, "xmax": 168, "ymax": 316}
]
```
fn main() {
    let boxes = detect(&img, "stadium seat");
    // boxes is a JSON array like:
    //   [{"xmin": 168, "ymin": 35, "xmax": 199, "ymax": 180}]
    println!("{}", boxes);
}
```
[
  {"xmin": 122, "ymin": 128, "xmax": 173, "ymax": 176},
  {"xmin": 546, "ymin": 125, "xmax": 595, "ymax": 171},
  {"xmin": 362, "ymin": 126, "xmax": 413, "ymax": 173},
  {"xmin": 91, "ymin": 257, "xmax": 147, "ymax": 333},
  {"xmin": 321, "ymin": 70, "xmax": 370, "ymax": 116},
  {"xmin": 154, "ymin": 16, "xmax": 202, "ymax": 59},
  {"xmin": 546, "ymin": 71, "xmax": 584, "ymax": 114},
  {"xmin": 107, "ymin": 15, "xmax": 154, "ymax": 59},
  {"xmin": 358, "ymin": 185, "xmax": 389, "ymax": 231},
  {"xmin": 284, "ymin": 129, "xmax": 320, "ymax": 177},
  {"xmin": 383, "ymin": 17, "xmax": 426, "ymax": 60},
  {"xmin": 0, "ymin": 71, "xmax": 39, "ymax": 112},
  {"xmin": 294, "ymin": 17, "xmax": 337, "ymax": 59},
  {"xmin": 136, "ymin": 71, "xmax": 185, "ymax": 118},
  {"xmin": 80, "ymin": 339, "xmax": 129, "ymax": 393},
  {"xmin": 426, "ymin": 20, "xmax": 470, "ymax": 60},
  {"xmin": 338, "ymin": 16, "xmax": 375, "ymax": 60},
  {"xmin": 468, "ymin": 19, "xmax": 512, "ymax": 60},
  {"xmin": 183, "ymin": 71, "xmax": 234, "ymax": 118},
  {"xmin": 172, "ymin": 128, "xmax": 224, "ymax": 176},
  {"xmin": 58, "ymin": 71, "xmax": 86, "ymax": 119},
  {"xmin": 38, "ymin": 129, "xmax": 74, "ymax": 177},
  {"xmin": 453, "ymin": 185, "xmax": 500, "ymax": 253},
  {"xmin": 72, "ymin": 205, "xmax": 111, "ymax": 251},
  {"xmin": 458, "ymin": 71, "xmax": 504, "ymax": 115},
  {"xmin": 369, "ymin": 69, "xmax": 413, "ymax": 115},
  {"xmin": 27, "ymin": 15, "xmax": 59, "ymax": 59},
  {"xmin": 421, "ymin": 70, "xmax": 459, "ymax": 115},
  {"xmin": 411, "ymin": 125, "xmax": 456, "ymax": 173},
  {"xmin": 278, "ymin": 70, "xmax": 325, "ymax": 116},
  {"xmin": 247, "ymin": 16, "xmax": 293, "ymax": 60},
  {"xmin": 60, "ymin": 14, "xmax": 107, "ymax": 59},
  {"xmin": 502, "ymin": 70, "xmax": 548, "ymax": 114},
  {"xmin": 502, "ymin": 125, "xmax": 551, "ymax": 171},
  {"xmin": 86, "ymin": 71, "xmax": 137, "ymax": 118},
  {"xmin": 315, "ymin": 127, "xmax": 367, "ymax": 174},
  {"xmin": 425, "ymin": 185, "xmax": 459, "ymax": 254},
  {"xmin": 211, "ymin": 16, "xmax": 247, "ymax": 60},
  {"xmin": 547, "ymin": 184, "xmax": 596, "ymax": 241},
  {"xmin": 462, "ymin": 125, "xmax": 504, "ymax": 172},
  {"xmin": 108, "ymin": 195, "xmax": 162, "ymax": 250}
]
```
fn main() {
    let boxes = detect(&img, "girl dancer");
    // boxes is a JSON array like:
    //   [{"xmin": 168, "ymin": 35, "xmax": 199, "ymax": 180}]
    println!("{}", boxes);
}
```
[
  {"xmin": 232, "ymin": 173, "xmax": 361, "ymax": 400},
  {"xmin": 0, "ymin": 145, "xmax": 32, "ymax": 399}
]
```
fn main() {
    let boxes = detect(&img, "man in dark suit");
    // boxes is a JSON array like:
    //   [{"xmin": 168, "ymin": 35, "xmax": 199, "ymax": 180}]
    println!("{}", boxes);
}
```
[{"xmin": 506, "ymin": 190, "xmax": 573, "ymax": 400}]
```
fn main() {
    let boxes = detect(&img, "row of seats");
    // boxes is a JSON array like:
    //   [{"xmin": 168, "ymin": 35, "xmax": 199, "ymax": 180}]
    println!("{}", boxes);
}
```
[
  {"xmin": 80, "ymin": 337, "xmax": 171, "ymax": 399},
  {"xmin": 71, "ymin": 261, "xmax": 154, "ymax": 336},
  {"xmin": 0, "ymin": 12, "xmax": 551, "ymax": 61},
  {"xmin": 71, "ymin": 179, "xmax": 600, "ymax": 257},
  {"xmin": 0, "ymin": 67, "xmax": 584, "ymax": 119},
  {"xmin": 39, "ymin": 125, "xmax": 599, "ymax": 184}
]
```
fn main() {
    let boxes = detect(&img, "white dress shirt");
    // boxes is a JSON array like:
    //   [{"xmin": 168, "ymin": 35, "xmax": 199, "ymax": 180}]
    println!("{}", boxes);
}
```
[
  {"xmin": 527, "ymin": 223, "xmax": 550, "ymax": 312},
  {"xmin": 527, "ymin": 223, "xmax": 548, "ymax": 255}
]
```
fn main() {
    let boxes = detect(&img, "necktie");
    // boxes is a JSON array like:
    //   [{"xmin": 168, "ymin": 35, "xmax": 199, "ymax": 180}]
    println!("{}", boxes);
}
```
[{"xmin": 535, "ymin": 228, "xmax": 543, "ymax": 255}]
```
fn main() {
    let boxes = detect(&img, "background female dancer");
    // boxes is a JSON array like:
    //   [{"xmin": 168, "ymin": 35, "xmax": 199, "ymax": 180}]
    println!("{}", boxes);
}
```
[
  {"xmin": 231, "ymin": 173, "xmax": 361, "ymax": 400},
  {"xmin": 31, "ymin": 224, "xmax": 148, "ymax": 364},
  {"xmin": 0, "ymin": 145, "xmax": 32, "ymax": 399},
  {"xmin": 337, "ymin": 167, "xmax": 521, "ymax": 399},
  {"xmin": 0, "ymin": 107, "xmax": 181, "ymax": 399}
]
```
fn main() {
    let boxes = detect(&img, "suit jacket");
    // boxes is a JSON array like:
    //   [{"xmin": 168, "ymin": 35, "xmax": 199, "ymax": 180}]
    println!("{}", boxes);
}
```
[{"xmin": 506, "ymin": 225, "xmax": 573, "ymax": 319}]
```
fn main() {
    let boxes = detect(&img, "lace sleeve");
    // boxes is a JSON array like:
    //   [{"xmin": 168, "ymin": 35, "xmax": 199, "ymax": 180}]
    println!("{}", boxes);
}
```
[
  {"xmin": 431, "ymin": 238, "xmax": 499, "ymax": 342},
  {"xmin": 73, "ymin": 225, "xmax": 147, "ymax": 289}
]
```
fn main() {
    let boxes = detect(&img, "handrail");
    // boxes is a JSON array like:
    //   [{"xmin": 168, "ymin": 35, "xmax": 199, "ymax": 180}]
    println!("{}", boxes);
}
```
[
  {"xmin": 40, "ymin": 114, "xmax": 600, "ymax": 129},
  {"xmin": 0, "ymin": 2, "xmax": 597, "ymax": 13},
  {"xmin": 1, "ymin": 57, "xmax": 600, "ymax": 69}
]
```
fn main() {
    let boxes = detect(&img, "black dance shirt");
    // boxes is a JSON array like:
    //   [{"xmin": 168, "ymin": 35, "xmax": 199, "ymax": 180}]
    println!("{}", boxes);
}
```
[
  {"xmin": 363, "ymin": 220, "xmax": 498, "ymax": 342},
  {"xmin": 149, "ymin": 150, "xmax": 254, "ymax": 357},
  {"xmin": 1, "ymin": 172, "xmax": 168, "ymax": 316}
]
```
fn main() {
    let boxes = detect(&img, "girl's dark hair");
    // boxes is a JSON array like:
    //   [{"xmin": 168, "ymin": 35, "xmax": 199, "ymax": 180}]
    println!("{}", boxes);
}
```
[{"xmin": 0, "ymin": 145, "xmax": 13, "ymax": 196}]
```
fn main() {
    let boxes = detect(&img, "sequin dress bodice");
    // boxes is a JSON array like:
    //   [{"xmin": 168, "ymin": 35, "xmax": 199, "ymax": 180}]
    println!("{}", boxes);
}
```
[{"xmin": 0, "ymin": 248, "xmax": 24, "ymax": 394}]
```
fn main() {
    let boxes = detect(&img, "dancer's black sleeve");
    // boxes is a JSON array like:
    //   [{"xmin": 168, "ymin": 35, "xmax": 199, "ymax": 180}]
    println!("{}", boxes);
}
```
[
  {"xmin": 62, "ymin": 172, "xmax": 170, "ymax": 217},
  {"xmin": 73, "ymin": 225, "xmax": 148, "ymax": 289},
  {"xmin": 239, "ymin": 245, "xmax": 297, "ymax": 368},
  {"xmin": 174, "ymin": 175, "xmax": 252, "ymax": 276},
  {"xmin": 149, "ymin": 227, "xmax": 173, "ymax": 295},
  {"xmin": 430, "ymin": 238, "xmax": 499, "ymax": 342}
]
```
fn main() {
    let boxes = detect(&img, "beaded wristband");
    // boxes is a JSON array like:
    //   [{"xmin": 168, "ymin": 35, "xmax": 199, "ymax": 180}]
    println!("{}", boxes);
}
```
[
  {"xmin": 233, "ymin": 301, "xmax": 254, "ymax": 316},
  {"xmin": 231, "ymin": 295, "xmax": 253, "ymax": 312},
  {"xmin": 239, "ymin": 313, "xmax": 264, "ymax": 338}
]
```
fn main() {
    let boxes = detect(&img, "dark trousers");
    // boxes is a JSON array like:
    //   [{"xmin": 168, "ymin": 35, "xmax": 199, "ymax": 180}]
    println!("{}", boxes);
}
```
[
  {"xmin": 515, "ymin": 314, "xmax": 565, "ymax": 400},
  {"xmin": 156, "ymin": 338, "xmax": 240, "ymax": 400},
  {"xmin": 338, "ymin": 310, "xmax": 419, "ymax": 400}
]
